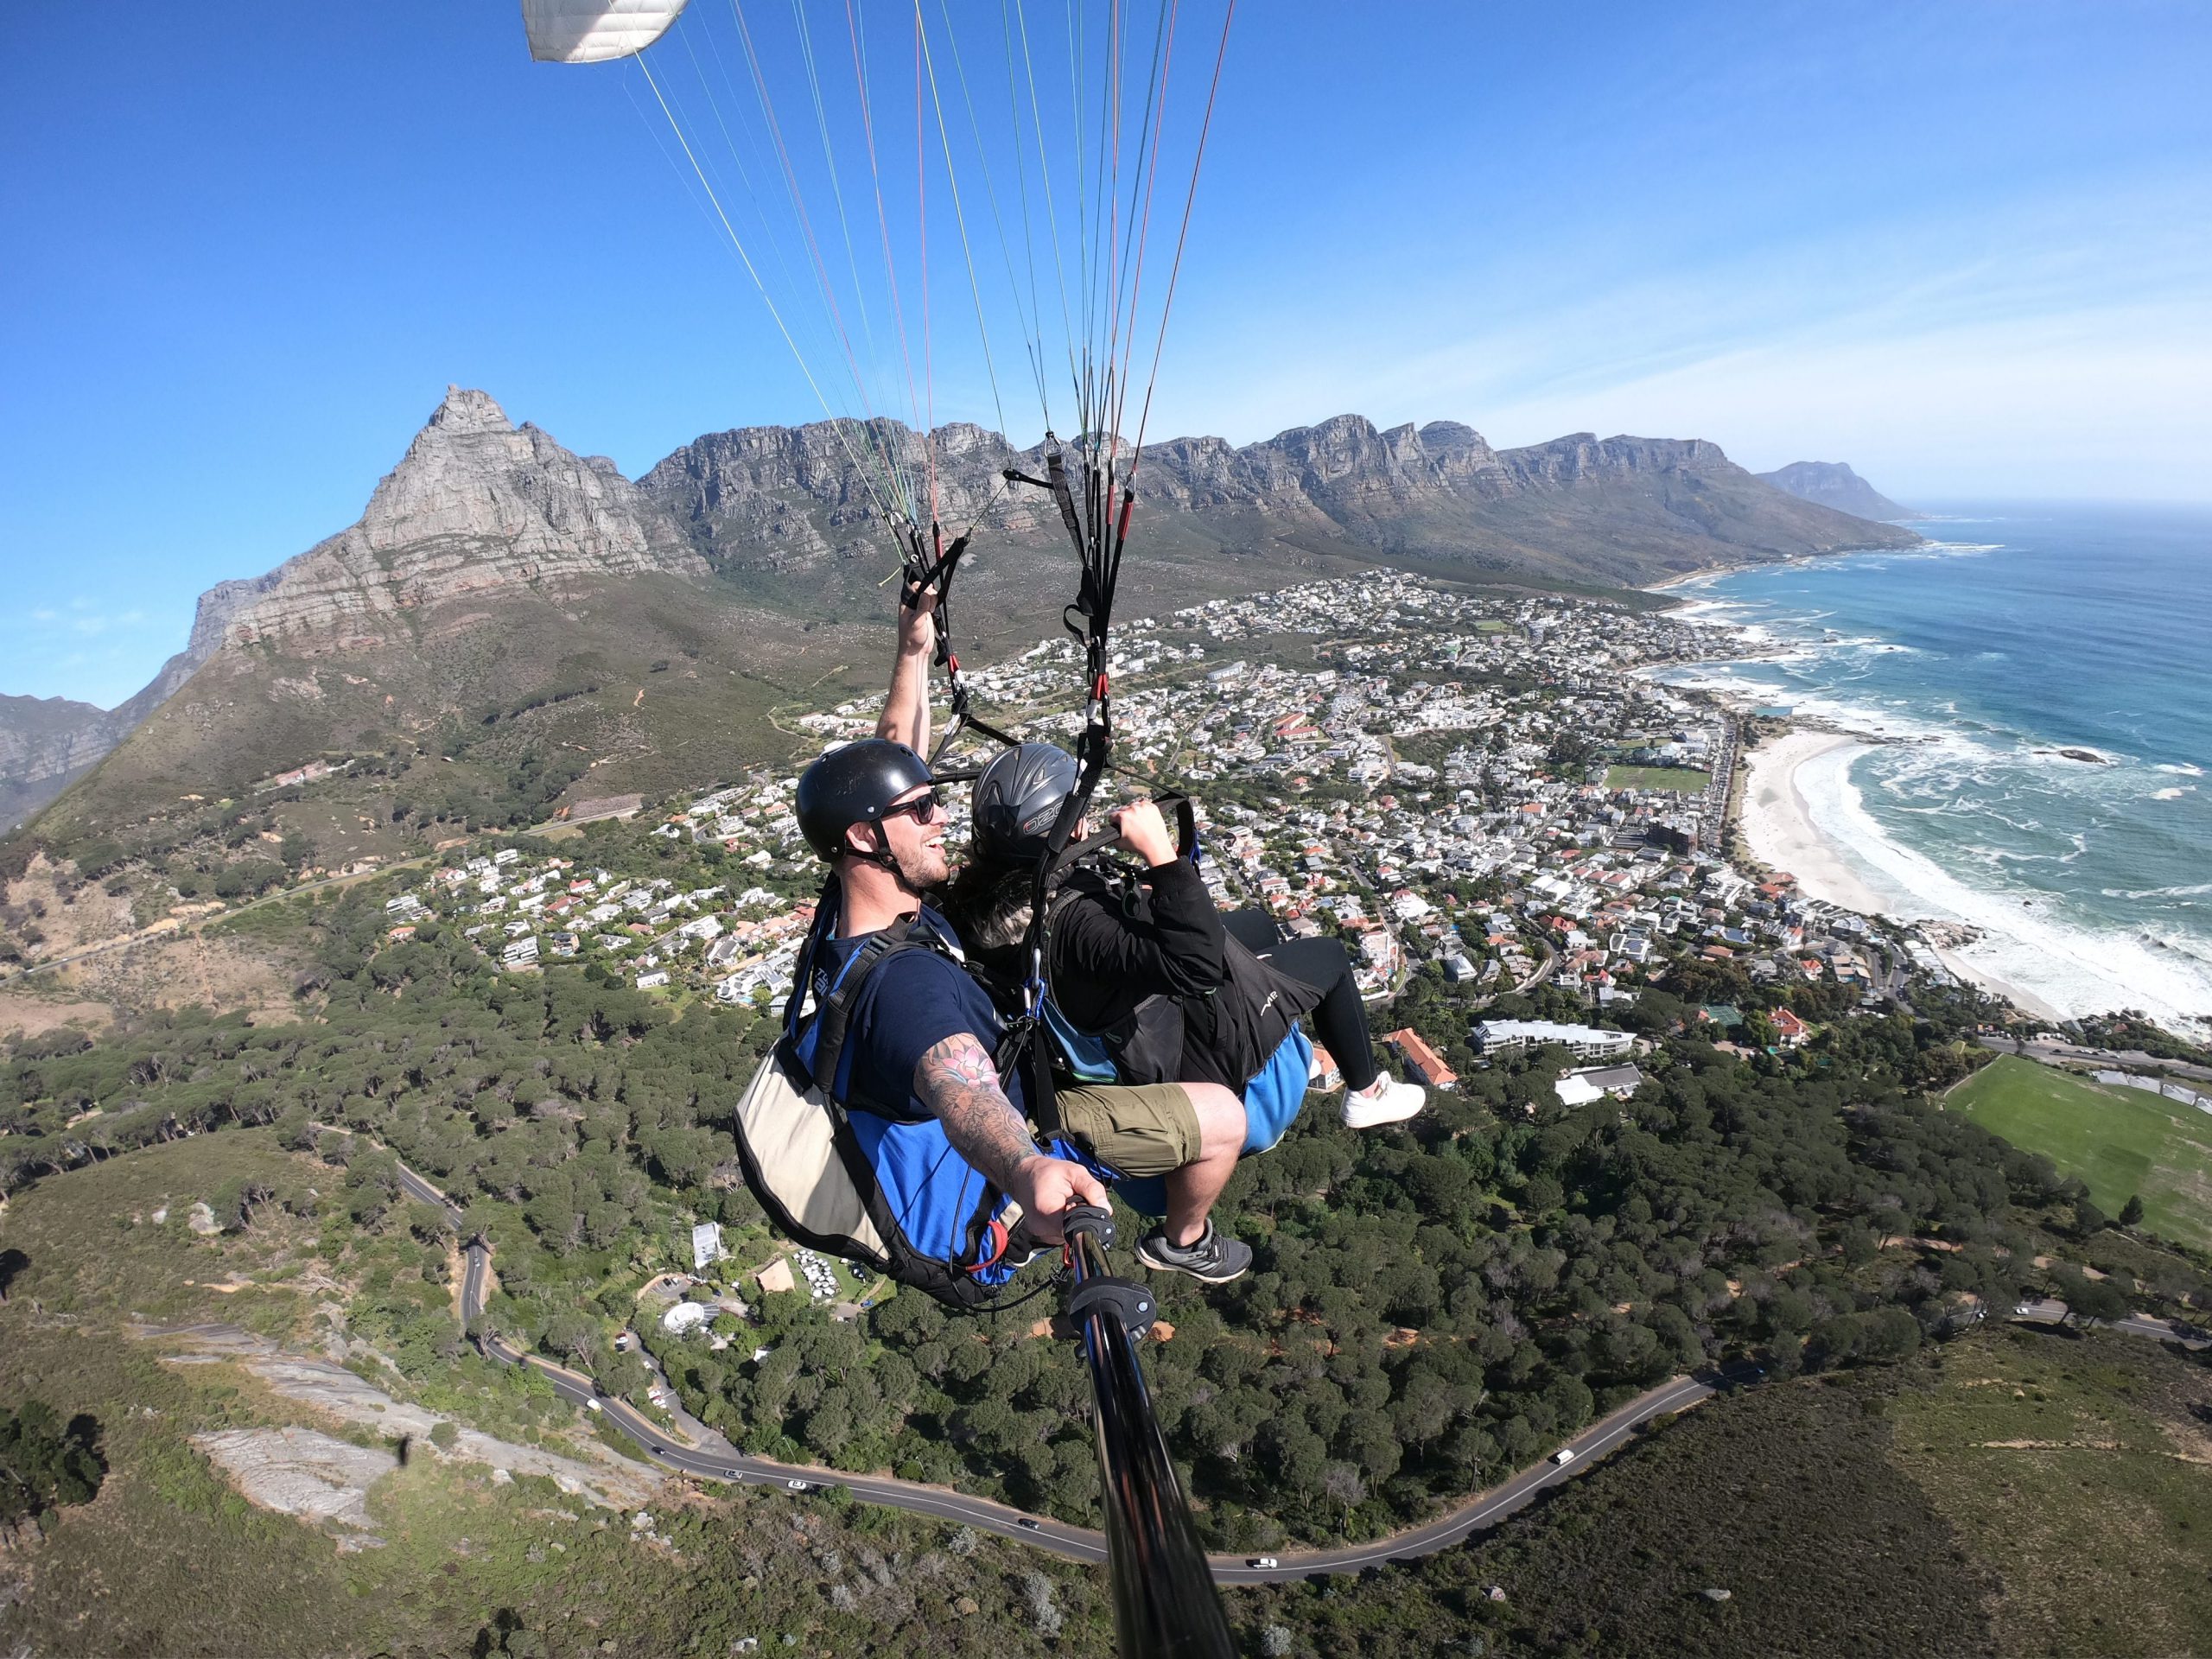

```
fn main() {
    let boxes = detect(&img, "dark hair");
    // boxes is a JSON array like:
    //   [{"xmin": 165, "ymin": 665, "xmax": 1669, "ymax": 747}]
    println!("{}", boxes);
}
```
[{"xmin": 935, "ymin": 855, "xmax": 1039, "ymax": 951}]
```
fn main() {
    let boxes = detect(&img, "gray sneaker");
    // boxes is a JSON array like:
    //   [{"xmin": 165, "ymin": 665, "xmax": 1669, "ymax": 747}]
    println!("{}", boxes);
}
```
[{"xmin": 1135, "ymin": 1220, "xmax": 1253, "ymax": 1284}]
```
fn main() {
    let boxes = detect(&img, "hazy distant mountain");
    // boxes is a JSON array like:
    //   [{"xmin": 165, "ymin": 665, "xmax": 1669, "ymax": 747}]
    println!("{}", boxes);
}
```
[
  {"xmin": 17, "ymin": 391, "xmax": 1921, "ymax": 863},
  {"xmin": 0, "ymin": 695, "xmax": 110, "ymax": 831},
  {"xmin": 1755, "ymin": 461, "xmax": 1917, "ymax": 521},
  {"xmin": 0, "ymin": 582, "xmax": 259, "ymax": 829}
]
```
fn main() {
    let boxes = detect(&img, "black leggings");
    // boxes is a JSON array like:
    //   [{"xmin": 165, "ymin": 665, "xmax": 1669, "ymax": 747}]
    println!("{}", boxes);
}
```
[{"xmin": 1222, "ymin": 909, "xmax": 1380, "ymax": 1091}]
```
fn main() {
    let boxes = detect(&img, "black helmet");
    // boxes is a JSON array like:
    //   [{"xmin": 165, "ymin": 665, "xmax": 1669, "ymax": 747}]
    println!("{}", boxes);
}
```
[
  {"xmin": 796, "ymin": 740, "xmax": 935, "ymax": 861},
  {"xmin": 972, "ymin": 742, "xmax": 1079, "ymax": 865}
]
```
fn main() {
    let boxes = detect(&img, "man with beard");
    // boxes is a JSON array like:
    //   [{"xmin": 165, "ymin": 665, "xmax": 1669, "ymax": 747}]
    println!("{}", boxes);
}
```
[{"xmin": 786, "ymin": 596, "xmax": 1255, "ymax": 1281}]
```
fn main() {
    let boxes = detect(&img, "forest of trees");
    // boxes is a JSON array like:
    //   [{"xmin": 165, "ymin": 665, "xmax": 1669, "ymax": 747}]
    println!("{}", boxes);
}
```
[{"xmin": 5, "ymin": 868, "xmax": 2208, "ymax": 1549}]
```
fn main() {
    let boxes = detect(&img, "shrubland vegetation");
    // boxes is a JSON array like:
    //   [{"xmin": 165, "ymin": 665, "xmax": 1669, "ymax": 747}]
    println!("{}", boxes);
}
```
[
  {"xmin": 10, "ymin": 852, "xmax": 2208, "ymax": 1560},
  {"xmin": 1238, "ymin": 1323, "xmax": 2212, "ymax": 1658},
  {"xmin": 0, "ymin": 1135, "xmax": 1122, "ymax": 1657},
  {"xmin": 0, "ymin": 1400, "xmax": 105, "ymax": 1532}
]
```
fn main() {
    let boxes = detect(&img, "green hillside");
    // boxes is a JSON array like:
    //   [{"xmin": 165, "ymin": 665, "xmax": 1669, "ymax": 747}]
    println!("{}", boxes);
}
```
[
  {"xmin": 1270, "ymin": 1325, "xmax": 2212, "ymax": 1657},
  {"xmin": 1949, "ymin": 1056, "xmax": 2212, "ymax": 1248}
]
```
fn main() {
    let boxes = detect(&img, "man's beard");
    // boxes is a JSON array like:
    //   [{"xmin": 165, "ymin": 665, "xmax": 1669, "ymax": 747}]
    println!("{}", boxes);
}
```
[{"xmin": 891, "ymin": 840, "xmax": 949, "ymax": 893}]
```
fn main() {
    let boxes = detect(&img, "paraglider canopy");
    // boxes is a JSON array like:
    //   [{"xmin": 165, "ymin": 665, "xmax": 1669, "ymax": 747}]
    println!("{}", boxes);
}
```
[{"xmin": 521, "ymin": 0, "xmax": 689, "ymax": 65}]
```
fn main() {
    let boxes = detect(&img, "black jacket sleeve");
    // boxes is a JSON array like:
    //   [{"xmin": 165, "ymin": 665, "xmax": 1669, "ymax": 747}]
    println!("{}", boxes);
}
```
[{"xmin": 1049, "ymin": 860, "xmax": 1228, "ymax": 1032}]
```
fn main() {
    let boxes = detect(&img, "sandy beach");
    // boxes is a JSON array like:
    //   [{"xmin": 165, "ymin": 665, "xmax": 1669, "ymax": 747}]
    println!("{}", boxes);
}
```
[
  {"xmin": 1737, "ymin": 728, "xmax": 2069, "ymax": 1020},
  {"xmin": 1737, "ymin": 729, "xmax": 1891, "ymax": 915}
]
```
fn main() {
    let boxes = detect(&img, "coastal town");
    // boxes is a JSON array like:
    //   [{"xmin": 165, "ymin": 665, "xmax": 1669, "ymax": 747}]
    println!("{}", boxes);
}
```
[{"xmin": 384, "ymin": 571, "xmax": 1975, "ymax": 1100}]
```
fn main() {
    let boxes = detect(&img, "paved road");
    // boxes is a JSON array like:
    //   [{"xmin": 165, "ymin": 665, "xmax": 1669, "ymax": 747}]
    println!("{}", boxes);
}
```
[
  {"xmin": 1702, "ymin": 713, "xmax": 1738, "ymax": 848},
  {"xmin": 397, "ymin": 1152, "xmax": 1727, "ymax": 1581},
  {"xmin": 1206, "ymin": 1370, "xmax": 1728, "ymax": 1584},
  {"xmin": 372, "ymin": 1147, "xmax": 2212, "ymax": 1582},
  {"xmin": 2009, "ymin": 1296, "xmax": 2207, "ymax": 1349}
]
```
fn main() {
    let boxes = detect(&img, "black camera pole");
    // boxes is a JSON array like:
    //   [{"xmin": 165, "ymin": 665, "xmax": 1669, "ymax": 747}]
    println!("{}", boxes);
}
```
[{"xmin": 1061, "ymin": 1205, "xmax": 1237, "ymax": 1659}]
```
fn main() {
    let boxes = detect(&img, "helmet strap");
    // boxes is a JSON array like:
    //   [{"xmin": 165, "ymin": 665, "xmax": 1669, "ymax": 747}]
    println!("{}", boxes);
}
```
[{"xmin": 843, "ymin": 822, "xmax": 909, "ymax": 880}]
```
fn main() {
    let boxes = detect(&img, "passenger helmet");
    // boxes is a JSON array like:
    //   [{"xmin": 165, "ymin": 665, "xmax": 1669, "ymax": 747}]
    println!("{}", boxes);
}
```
[
  {"xmin": 971, "ymin": 742, "xmax": 1080, "ymax": 865},
  {"xmin": 795, "ymin": 740, "xmax": 935, "ymax": 861}
]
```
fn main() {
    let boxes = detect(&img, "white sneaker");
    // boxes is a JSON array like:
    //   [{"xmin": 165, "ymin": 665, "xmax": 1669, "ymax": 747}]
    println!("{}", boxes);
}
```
[{"xmin": 1342, "ymin": 1077, "xmax": 1424, "ymax": 1129}]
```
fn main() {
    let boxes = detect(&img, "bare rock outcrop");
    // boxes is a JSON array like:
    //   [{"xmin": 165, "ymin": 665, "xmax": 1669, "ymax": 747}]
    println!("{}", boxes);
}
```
[
  {"xmin": 641, "ymin": 410, "xmax": 1922, "ymax": 582},
  {"xmin": 192, "ymin": 1426, "xmax": 397, "ymax": 1543},
  {"xmin": 10, "ymin": 389, "xmax": 1921, "ymax": 835},
  {"xmin": 219, "ymin": 387, "xmax": 706, "ymax": 648},
  {"xmin": 143, "ymin": 1323, "xmax": 656, "ymax": 1512}
]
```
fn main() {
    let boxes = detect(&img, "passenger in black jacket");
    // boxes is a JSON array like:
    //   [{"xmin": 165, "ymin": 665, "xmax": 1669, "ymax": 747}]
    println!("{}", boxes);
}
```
[{"xmin": 939, "ymin": 744, "xmax": 1425, "ymax": 1135}]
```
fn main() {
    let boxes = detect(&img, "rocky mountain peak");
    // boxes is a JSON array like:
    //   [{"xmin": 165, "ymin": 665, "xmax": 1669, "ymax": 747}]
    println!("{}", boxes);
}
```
[
  {"xmin": 425, "ymin": 385, "xmax": 514, "ymax": 436},
  {"xmin": 212, "ymin": 388, "xmax": 707, "ymax": 650}
]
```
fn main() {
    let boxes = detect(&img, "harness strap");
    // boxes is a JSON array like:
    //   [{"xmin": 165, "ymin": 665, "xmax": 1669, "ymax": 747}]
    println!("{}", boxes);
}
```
[{"xmin": 802, "ymin": 921, "xmax": 919, "ymax": 1109}]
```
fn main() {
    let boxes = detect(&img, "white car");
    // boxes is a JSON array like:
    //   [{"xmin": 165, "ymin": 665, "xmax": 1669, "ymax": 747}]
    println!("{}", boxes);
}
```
[
  {"xmin": 585, "ymin": 1399, "xmax": 602, "ymax": 1414},
  {"xmin": 786, "ymin": 1479, "xmax": 810, "ymax": 1492},
  {"xmin": 1249, "ymin": 1556, "xmax": 1279, "ymax": 1570},
  {"xmin": 1552, "ymin": 1447, "xmax": 1575, "ymax": 1466}
]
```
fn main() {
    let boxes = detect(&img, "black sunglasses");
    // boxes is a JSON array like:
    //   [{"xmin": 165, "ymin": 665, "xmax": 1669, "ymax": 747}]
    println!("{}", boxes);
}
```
[{"xmin": 877, "ymin": 788, "xmax": 945, "ymax": 824}]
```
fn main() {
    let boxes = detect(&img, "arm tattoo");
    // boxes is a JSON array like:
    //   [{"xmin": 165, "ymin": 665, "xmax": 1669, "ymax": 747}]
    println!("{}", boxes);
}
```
[{"xmin": 914, "ymin": 1033, "xmax": 1035, "ymax": 1189}]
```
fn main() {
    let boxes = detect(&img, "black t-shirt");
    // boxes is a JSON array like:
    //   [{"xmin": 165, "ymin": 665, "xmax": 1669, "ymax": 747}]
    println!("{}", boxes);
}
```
[{"xmin": 815, "ymin": 906, "xmax": 1028, "ymax": 1122}]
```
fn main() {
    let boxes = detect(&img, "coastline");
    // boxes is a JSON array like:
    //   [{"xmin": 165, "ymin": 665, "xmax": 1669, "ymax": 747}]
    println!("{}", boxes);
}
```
[
  {"xmin": 1654, "ymin": 525, "xmax": 2212, "ymax": 1040},
  {"xmin": 1736, "ymin": 728, "xmax": 1890, "ymax": 917},
  {"xmin": 1733, "ymin": 724, "xmax": 2069, "ymax": 1022}
]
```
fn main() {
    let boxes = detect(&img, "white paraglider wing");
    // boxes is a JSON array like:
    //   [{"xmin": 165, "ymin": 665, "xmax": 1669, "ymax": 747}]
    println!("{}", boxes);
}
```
[{"xmin": 521, "ymin": 0, "xmax": 688, "ymax": 65}]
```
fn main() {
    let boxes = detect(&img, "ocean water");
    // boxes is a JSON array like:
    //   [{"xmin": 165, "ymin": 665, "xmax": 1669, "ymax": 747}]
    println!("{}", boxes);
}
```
[{"xmin": 1656, "ymin": 503, "xmax": 2212, "ymax": 1037}]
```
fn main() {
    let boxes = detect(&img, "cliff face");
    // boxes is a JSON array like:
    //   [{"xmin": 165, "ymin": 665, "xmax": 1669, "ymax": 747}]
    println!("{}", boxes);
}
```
[
  {"xmin": 219, "ymin": 388, "xmax": 706, "ymax": 648},
  {"xmin": 4, "ymin": 390, "xmax": 720, "ymax": 830},
  {"xmin": 0, "ymin": 696, "xmax": 112, "ymax": 830},
  {"xmin": 641, "ymin": 412, "xmax": 1923, "ymax": 582},
  {"xmin": 1756, "ymin": 461, "xmax": 1917, "ymax": 521},
  {"xmin": 637, "ymin": 419, "xmax": 1046, "ymax": 565}
]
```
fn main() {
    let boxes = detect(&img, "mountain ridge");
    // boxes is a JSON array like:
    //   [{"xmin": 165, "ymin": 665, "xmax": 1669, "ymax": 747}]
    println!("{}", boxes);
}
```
[
  {"xmin": 8, "ymin": 391, "xmax": 1920, "ymax": 851},
  {"xmin": 639, "ymin": 410, "xmax": 1921, "ymax": 589}
]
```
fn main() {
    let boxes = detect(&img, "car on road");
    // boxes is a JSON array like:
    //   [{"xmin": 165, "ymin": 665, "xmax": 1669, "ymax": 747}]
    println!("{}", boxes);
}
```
[
  {"xmin": 725, "ymin": 1469, "xmax": 742, "ymax": 1478},
  {"xmin": 1249, "ymin": 1556, "xmax": 1279, "ymax": 1569},
  {"xmin": 1551, "ymin": 1447, "xmax": 1575, "ymax": 1466},
  {"xmin": 1016, "ymin": 1517, "xmax": 1041, "ymax": 1530},
  {"xmin": 584, "ymin": 1399, "xmax": 601, "ymax": 1413},
  {"xmin": 785, "ymin": 1479, "xmax": 810, "ymax": 1491}
]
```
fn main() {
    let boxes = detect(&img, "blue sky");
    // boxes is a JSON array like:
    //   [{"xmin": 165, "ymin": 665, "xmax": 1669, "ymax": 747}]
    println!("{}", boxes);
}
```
[{"xmin": 3, "ymin": 1, "xmax": 2208, "ymax": 708}]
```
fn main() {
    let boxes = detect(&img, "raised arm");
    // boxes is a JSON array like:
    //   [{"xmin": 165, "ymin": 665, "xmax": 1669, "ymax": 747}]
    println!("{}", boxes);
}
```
[
  {"xmin": 914, "ymin": 1032, "xmax": 1108, "ymax": 1242},
  {"xmin": 875, "ymin": 587, "xmax": 938, "ymax": 753}
]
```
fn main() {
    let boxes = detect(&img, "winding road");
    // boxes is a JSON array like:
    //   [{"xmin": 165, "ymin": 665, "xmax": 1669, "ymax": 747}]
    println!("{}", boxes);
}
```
[
  {"xmin": 400, "ymin": 1158, "xmax": 1731, "ymax": 1580},
  {"xmin": 399, "ymin": 1156, "xmax": 2202, "ymax": 1586}
]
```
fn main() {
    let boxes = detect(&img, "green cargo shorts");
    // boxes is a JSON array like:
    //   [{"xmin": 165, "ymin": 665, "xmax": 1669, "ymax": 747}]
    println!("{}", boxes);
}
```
[{"xmin": 1046, "ymin": 1080, "xmax": 1202, "ymax": 1178}]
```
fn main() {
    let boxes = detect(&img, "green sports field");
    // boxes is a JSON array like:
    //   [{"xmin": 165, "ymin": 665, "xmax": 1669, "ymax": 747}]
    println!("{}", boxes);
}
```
[
  {"xmin": 1948, "ymin": 1055, "xmax": 2212, "ymax": 1249},
  {"xmin": 1604, "ymin": 765, "xmax": 1709, "ymax": 793}
]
